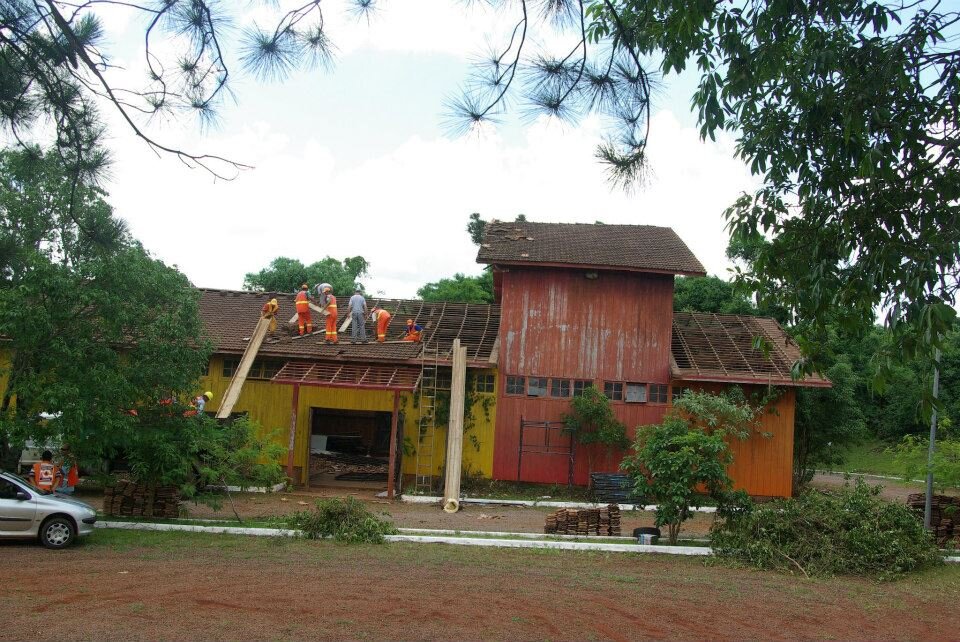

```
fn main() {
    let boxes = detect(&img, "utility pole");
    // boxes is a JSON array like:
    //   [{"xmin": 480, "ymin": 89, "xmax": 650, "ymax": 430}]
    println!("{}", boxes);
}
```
[{"xmin": 923, "ymin": 348, "xmax": 942, "ymax": 531}]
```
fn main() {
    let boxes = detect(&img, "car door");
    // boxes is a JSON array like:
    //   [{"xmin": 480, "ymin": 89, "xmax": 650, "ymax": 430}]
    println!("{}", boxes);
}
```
[{"xmin": 0, "ymin": 477, "xmax": 37, "ymax": 534}]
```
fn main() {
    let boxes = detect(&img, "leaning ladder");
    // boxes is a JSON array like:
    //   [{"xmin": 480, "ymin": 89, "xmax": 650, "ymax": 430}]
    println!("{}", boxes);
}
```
[{"xmin": 414, "ymin": 344, "xmax": 440, "ymax": 494}]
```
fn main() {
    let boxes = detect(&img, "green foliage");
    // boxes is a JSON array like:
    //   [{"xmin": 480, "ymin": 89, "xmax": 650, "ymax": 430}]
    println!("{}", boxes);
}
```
[
  {"xmin": 242, "ymin": 256, "xmax": 368, "ymax": 295},
  {"xmin": 417, "ymin": 271, "xmax": 493, "ymax": 304},
  {"xmin": 673, "ymin": 276, "xmax": 757, "ymax": 316},
  {"xmin": 621, "ymin": 390, "xmax": 763, "ymax": 544},
  {"xmin": 894, "ymin": 433, "xmax": 960, "ymax": 492},
  {"xmin": 711, "ymin": 480, "xmax": 943, "ymax": 580},
  {"xmin": 562, "ymin": 386, "xmax": 629, "ymax": 476},
  {"xmin": 285, "ymin": 497, "xmax": 398, "ymax": 543},
  {"xmin": 793, "ymin": 360, "xmax": 867, "ymax": 492},
  {"xmin": 0, "ymin": 147, "xmax": 211, "ymax": 472},
  {"xmin": 467, "ymin": 212, "xmax": 486, "ymax": 246}
]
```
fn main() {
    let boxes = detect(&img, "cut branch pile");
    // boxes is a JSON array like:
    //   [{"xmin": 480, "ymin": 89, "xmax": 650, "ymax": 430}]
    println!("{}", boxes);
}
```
[
  {"xmin": 103, "ymin": 481, "xmax": 180, "ymax": 518},
  {"xmin": 309, "ymin": 453, "xmax": 387, "ymax": 476},
  {"xmin": 544, "ymin": 505, "xmax": 621, "ymax": 536},
  {"xmin": 907, "ymin": 493, "xmax": 960, "ymax": 546}
]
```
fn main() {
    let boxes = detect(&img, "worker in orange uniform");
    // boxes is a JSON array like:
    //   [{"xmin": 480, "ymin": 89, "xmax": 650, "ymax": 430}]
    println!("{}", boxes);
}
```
[
  {"xmin": 319, "ymin": 284, "xmax": 338, "ymax": 343},
  {"xmin": 371, "ymin": 306, "xmax": 392, "ymax": 343},
  {"xmin": 30, "ymin": 450, "xmax": 62, "ymax": 492},
  {"xmin": 402, "ymin": 319, "xmax": 423, "ymax": 342},
  {"xmin": 261, "ymin": 297, "xmax": 280, "ymax": 333},
  {"xmin": 295, "ymin": 283, "xmax": 313, "ymax": 336}
]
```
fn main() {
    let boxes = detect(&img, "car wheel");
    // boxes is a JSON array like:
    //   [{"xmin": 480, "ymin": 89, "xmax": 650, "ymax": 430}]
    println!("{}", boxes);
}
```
[{"xmin": 40, "ymin": 516, "xmax": 75, "ymax": 549}]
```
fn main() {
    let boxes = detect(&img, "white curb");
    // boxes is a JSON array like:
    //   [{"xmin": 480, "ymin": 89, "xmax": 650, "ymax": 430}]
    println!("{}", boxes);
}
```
[
  {"xmin": 96, "ymin": 521, "xmax": 298, "ymax": 537},
  {"xmin": 400, "ymin": 494, "xmax": 717, "ymax": 513}
]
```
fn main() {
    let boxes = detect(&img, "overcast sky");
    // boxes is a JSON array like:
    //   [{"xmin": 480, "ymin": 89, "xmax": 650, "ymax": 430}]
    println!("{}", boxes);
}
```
[{"xmin": 92, "ymin": 1, "xmax": 760, "ymax": 298}]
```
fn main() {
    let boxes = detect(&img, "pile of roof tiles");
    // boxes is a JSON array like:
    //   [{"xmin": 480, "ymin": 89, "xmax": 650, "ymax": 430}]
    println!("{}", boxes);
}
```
[
  {"xmin": 590, "ymin": 473, "xmax": 636, "ymax": 504},
  {"xmin": 103, "ymin": 481, "xmax": 180, "ymax": 518},
  {"xmin": 907, "ymin": 493, "xmax": 960, "ymax": 546},
  {"xmin": 544, "ymin": 505, "xmax": 621, "ymax": 537}
]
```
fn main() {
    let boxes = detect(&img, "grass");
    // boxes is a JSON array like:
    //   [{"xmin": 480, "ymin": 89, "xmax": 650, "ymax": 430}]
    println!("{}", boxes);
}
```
[{"xmin": 836, "ymin": 438, "xmax": 920, "ymax": 478}]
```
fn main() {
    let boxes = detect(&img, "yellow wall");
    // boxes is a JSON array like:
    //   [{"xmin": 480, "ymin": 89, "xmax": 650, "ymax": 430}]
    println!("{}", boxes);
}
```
[{"xmin": 200, "ymin": 357, "xmax": 497, "ymax": 485}]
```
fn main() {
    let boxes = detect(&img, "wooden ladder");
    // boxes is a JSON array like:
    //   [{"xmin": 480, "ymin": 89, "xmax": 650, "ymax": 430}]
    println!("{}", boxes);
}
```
[
  {"xmin": 216, "ymin": 316, "xmax": 271, "ymax": 419},
  {"xmin": 414, "ymin": 344, "xmax": 440, "ymax": 494}
]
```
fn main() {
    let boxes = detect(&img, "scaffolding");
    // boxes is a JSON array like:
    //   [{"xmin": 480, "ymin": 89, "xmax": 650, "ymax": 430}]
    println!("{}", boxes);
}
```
[{"xmin": 414, "ymin": 344, "xmax": 440, "ymax": 494}]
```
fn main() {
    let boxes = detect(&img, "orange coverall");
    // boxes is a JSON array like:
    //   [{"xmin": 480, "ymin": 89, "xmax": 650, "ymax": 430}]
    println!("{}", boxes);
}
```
[
  {"xmin": 374, "ymin": 309, "xmax": 392, "ymax": 342},
  {"xmin": 324, "ymin": 294, "xmax": 338, "ymax": 343},
  {"xmin": 295, "ymin": 290, "xmax": 312, "ymax": 336}
]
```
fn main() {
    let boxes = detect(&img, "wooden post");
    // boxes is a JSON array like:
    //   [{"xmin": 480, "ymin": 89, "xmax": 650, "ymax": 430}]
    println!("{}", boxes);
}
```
[
  {"xmin": 442, "ymin": 340, "xmax": 468, "ymax": 513},
  {"xmin": 286, "ymin": 383, "xmax": 300, "ymax": 483},
  {"xmin": 387, "ymin": 390, "xmax": 400, "ymax": 499}
]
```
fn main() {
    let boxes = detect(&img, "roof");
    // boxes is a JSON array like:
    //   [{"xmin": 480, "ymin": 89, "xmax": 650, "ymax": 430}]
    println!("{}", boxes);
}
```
[
  {"xmin": 670, "ymin": 312, "xmax": 831, "ymax": 388},
  {"xmin": 476, "ymin": 221, "xmax": 706, "ymax": 276},
  {"xmin": 198, "ymin": 289, "xmax": 500, "ymax": 366}
]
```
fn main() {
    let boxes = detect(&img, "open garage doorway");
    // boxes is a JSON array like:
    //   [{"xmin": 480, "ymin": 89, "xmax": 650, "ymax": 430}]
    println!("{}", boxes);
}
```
[{"xmin": 307, "ymin": 408, "xmax": 402, "ymax": 490}]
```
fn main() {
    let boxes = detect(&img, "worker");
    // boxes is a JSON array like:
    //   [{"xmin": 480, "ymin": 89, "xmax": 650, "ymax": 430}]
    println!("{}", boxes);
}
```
[
  {"xmin": 295, "ymin": 283, "xmax": 313, "ymax": 336},
  {"xmin": 320, "ymin": 284, "xmax": 338, "ymax": 343},
  {"xmin": 348, "ymin": 287, "xmax": 368, "ymax": 344},
  {"xmin": 371, "ymin": 306, "xmax": 392, "ymax": 343},
  {"xmin": 30, "ymin": 450, "xmax": 62, "ymax": 493},
  {"xmin": 57, "ymin": 445, "xmax": 79, "ymax": 495},
  {"xmin": 184, "ymin": 391, "xmax": 213, "ymax": 417},
  {"xmin": 261, "ymin": 297, "xmax": 280, "ymax": 333},
  {"xmin": 402, "ymin": 319, "xmax": 423, "ymax": 342}
]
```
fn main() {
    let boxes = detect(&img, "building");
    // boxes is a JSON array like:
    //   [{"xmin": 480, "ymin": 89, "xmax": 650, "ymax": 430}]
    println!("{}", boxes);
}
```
[{"xmin": 198, "ymin": 222, "xmax": 829, "ymax": 498}]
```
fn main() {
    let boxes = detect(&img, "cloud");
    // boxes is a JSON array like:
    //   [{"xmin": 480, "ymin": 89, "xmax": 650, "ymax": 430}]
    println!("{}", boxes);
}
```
[{"xmin": 104, "ymin": 107, "xmax": 758, "ymax": 298}]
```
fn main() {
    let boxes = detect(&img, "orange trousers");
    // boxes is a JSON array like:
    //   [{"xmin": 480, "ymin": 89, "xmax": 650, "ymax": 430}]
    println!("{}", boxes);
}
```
[
  {"xmin": 297, "ymin": 310, "xmax": 312, "ymax": 335},
  {"xmin": 325, "ymin": 313, "xmax": 338, "ymax": 342},
  {"xmin": 376, "ymin": 314, "xmax": 391, "ymax": 342}
]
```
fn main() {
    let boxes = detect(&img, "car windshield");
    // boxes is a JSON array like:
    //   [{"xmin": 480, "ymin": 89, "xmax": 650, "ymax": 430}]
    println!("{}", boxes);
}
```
[{"xmin": 3, "ymin": 470, "xmax": 52, "ymax": 495}]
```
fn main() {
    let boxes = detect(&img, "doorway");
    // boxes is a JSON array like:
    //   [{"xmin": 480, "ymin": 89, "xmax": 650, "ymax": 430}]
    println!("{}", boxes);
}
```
[{"xmin": 307, "ymin": 408, "xmax": 393, "ymax": 488}]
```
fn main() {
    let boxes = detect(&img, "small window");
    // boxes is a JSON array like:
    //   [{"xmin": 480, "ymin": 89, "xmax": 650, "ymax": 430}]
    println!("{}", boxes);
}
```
[
  {"xmin": 573, "ymin": 380, "xmax": 592, "ymax": 397},
  {"xmin": 603, "ymin": 381, "xmax": 623, "ymax": 401},
  {"xmin": 650, "ymin": 384, "xmax": 669, "ymax": 404},
  {"xmin": 249, "ymin": 360, "xmax": 283, "ymax": 381},
  {"xmin": 475, "ymin": 373, "xmax": 495, "ymax": 393},
  {"xmin": 222, "ymin": 358, "xmax": 240, "ymax": 378},
  {"xmin": 550, "ymin": 379, "xmax": 570, "ymax": 398},
  {"xmin": 625, "ymin": 383, "xmax": 648, "ymax": 403},
  {"xmin": 671, "ymin": 386, "xmax": 688, "ymax": 402},
  {"xmin": 506, "ymin": 376, "xmax": 525, "ymax": 395},
  {"xmin": 527, "ymin": 377, "xmax": 548, "ymax": 397},
  {"xmin": 436, "ymin": 370, "xmax": 452, "ymax": 391}
]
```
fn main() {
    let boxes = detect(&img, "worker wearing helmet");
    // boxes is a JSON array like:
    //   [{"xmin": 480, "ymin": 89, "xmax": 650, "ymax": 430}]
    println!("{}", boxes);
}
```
[
  {"xmin": 184, "ymin": 391, "xmax": 213, "ymax": 417},
  {"xmin": 402, "ymin": 319, "xmax": 423, "ymax": 343},
  {"xmin": 295, "ymin": 284, "xmax": 313, "ymax": 336},
  {"xmin": 261, "ymin": 297, "xmax": 280, "ymax": 333},
  {"xmin": 320, "ymin": 284, "xmax": 338, "ymax": 343},
  {"xmin": 371, "ymin": 306, "xmax": 392, "ymax": 343}
]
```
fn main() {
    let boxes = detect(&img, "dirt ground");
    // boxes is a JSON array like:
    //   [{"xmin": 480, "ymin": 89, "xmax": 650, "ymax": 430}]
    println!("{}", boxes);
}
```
[
  {"xmin": 2, "ymin": 529, "xmax": 957, "ymax": 642},
  {"xmin": 811, "ymin": 471, "xmax": 959, "ymax": 502},
  {"xmin": 77, "ymin": 488, "xmax": 717, "ymax": 538}
]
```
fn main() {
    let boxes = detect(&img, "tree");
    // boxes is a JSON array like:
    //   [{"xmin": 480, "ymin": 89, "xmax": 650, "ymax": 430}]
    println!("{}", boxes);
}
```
[
  {"xmin": 243, "ymin": 256, "xmax": 368, "ymax": 295},
  {"xmin": 0, "ymin": 147, "xmax": 210, "ymax": 472},
  {"xmin": 417, "ymin": 272, "xmax": 494, "ymax": 304},
  {"xmin": 621, "ymin": 389, "xmax": 763, "ymax": 544},
  {"xmin": 562, "ymin": 386, "xmax": 630, "ymax": 481},
  {"xmin": 673, "ymin": 276, "xmax": 757, "ymax": 316}
]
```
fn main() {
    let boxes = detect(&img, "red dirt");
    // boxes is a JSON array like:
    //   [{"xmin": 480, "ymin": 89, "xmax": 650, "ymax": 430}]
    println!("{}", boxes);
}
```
[{"xmin": 1, "ymin": 532, "xmax": 956, "ymax": 642}]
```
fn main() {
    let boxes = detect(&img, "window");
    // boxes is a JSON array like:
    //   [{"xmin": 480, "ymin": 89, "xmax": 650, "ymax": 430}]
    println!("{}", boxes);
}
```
[
  {"xmin": 573, "ymin": 380, "xmax": 592, "ymax": 397},
  {"xmin": 527, "ymin": 377, "xmax": 548, "ymax": 397},
  {"xmin": 222, "ymin": 358, "xmax": 240, "ymax": 378},
  {"xmin": 671, "ymin": 386, "xmax": 688, "ymax": 402},
  {"xmin": 649, "ymin": 384, "xmax": 669, "ymax": 404},
  {"xmin": 475, "ymin": 373, "xmax": 495, "ymax": 393},
  {"xmin": 550, "ymin": 379, "xmax": 571, "ymax": 398},
  {"xmin": 625, "ymin": 383, "xmax": 648, "ymax": 403},
  {"xmin": 436, "ymin": 370, "xmax": 452, "ymax": 391},
  {"xmin": 506, "ymin": 376, "xmax": 525, "ymax": 395},
  {"xmin": 0, "ymin": 479, "xmax": 23, "ymax": 500},
  {"xmin": 249, "ymin": 360, "xmax": 284, "ymax": 380},
  {"xmin": 603, "ymin": 381, "xmax": 623, "ymax": 401}
]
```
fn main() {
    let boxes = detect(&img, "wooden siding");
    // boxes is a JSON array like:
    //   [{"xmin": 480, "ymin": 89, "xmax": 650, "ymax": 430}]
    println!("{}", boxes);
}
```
[
  {"xmin": 498, "ymin": 268, "xmax": 674, "ymax": 381},
  {"xmin": 200, "ymin": 358, "xmax": 497, "ymax": 485}
]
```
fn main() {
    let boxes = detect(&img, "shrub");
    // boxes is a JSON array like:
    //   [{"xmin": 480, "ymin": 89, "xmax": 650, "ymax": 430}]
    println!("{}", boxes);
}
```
[
  {"xmin": 562, "ymin": 385, "xmax": 630, "ymax": 479},
  {"xmin": 710, "ymin": 479, "xmax": 942, "ymax": 580},
  {"xmin": 286, "ymin": 497, "xmax": 398, "ymax": 544}
]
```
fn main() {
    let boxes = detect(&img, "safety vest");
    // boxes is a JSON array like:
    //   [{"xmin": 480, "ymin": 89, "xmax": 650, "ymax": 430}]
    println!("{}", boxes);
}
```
[
  {"xmin": 325, "ymin": 294, "xmax": 337, "ymax": 312},
  {"xmin": 32, "ymin": 461, "xmax": 60, "ymax": 491},
  {"xmin": 295, "ymin": 290, "xmax": 310, "ymax": 312}
]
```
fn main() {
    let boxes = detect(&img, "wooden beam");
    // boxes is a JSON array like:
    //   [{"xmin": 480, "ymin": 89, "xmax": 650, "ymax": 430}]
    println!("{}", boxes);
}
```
[
  {"xmin": 442, "ymin": 339, "xmax": 468, "ymax": 513},
  {"xmin": 286, "ymin": 383, "xmax": 300, "ymax": 482},
  {"xmin": 216, "ymin": 316, "xmax": 271, "ymax": 419},
  {"xmin": 387, "ymin": 390, "xmax": 400, "ymax": 499}
]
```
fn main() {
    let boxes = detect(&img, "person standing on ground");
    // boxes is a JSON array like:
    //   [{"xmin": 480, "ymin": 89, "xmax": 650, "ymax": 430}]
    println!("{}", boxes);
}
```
[
  {"xmin": 294, "ymin": 284, "xmax": 313, "ymax": 336},
  {"xmin": 29, "ymin": 451, "xmax": 62, "ymax": 492},
  {"xmin": 348, "ymin": 288, "xmax": 368, "ymax": 344},
  {"xmin": 371, "ymin": 306, "xmax": 392, "ymax": 343}
]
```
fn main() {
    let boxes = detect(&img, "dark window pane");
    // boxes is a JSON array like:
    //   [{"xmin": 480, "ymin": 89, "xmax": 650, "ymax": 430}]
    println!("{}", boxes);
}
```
[
  {"xmin": 650, "ymin": 384, "xmax": 669, "ymax": 403},
  {"xmin": 550, "ymin": 379, "xmax": 570, "ymax": 398},
  {"xmin": 573, "ymin": 380, "xmax": 591, "ymax": 397},
  {"xmin": 506, "ymin": 376, "xmax": 525, "ymax": 395},
  {"xmin": 603, "ymin": 381, "xmax": 623, "ymax": 401}
]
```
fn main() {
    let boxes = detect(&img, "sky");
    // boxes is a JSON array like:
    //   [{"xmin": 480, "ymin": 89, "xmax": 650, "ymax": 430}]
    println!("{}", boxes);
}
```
[{"xmin": 91, "ymin": 1, "xmax": 760, "ymax": 298}]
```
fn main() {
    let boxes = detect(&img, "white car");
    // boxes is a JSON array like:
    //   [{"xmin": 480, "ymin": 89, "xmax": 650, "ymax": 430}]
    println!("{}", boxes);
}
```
[{"xmin": 0, "ymin": 471, "xmax": 97, "ymax": 548}]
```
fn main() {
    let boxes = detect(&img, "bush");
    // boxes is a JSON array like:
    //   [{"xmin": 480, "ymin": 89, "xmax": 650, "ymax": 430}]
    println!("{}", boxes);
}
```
[
  {"xmin": 711, "ymin": 479, "xmax": 942, "ymax": 580},
  {"xmin": 286, "ymin": 497, "xmax": 398, "ymax": 543}
]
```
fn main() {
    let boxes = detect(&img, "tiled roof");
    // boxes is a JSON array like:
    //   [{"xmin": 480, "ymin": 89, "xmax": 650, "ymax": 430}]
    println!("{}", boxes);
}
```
[
  {"xmin": 671, "ymin": 312, "xmax": 831, "ymax": 388},
  {"xmin": 198, "ymin": 289, "xmax": 500, "ymax": 365},
  {"xmin": 477, "ymin": 221, "xmax": 706, "ymax": 275}
]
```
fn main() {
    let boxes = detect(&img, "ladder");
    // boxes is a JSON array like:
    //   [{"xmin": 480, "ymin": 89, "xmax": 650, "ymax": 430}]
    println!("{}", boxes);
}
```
[
  {"xmin": 414, "ymin": 344, "xmax": 440, "ymax": 494},
  {"xmin": 216, "ymin": 316, "xmax": 271, "ymax": 419}
]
